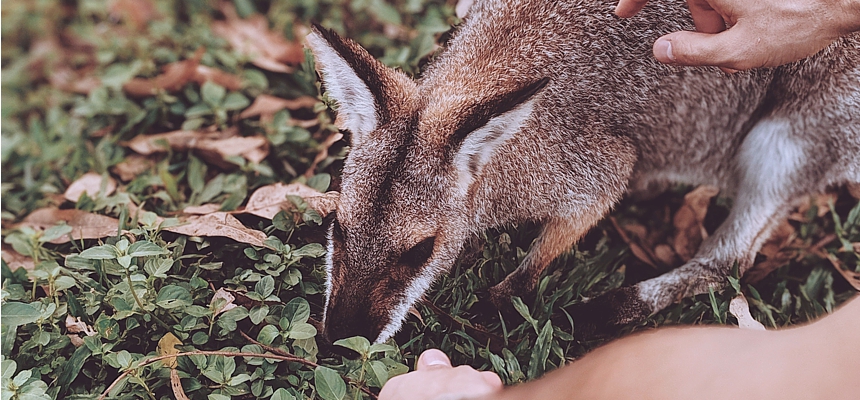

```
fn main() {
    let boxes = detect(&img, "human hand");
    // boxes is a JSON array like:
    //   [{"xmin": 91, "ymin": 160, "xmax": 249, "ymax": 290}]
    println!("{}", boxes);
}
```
[
  {"xmin": 615, "ymin": 0, "xmax": 860, "ymax": 71},
  {"xmin": 379, "ymin": 349, "xmax": 503, "ymax": 400}
]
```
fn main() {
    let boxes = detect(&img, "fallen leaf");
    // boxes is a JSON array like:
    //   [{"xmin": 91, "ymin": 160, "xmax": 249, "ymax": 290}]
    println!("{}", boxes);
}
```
[
  {"xmin": 194, "ymin": 135, "xmax": 269, "ymax": 165},
  {"xmin": 109, "ymin": 0, "xmax": 160, "ymax": 30},
  {"xmin": 49, "ymin": 67, "xmax": 101, "ymax": 94},
  {"xmin": 210, "ymin": 288, "xmax": 238, "ymax": 316},
  {"xmin": 238, "ymin": 94, "xmax": 319, "ymax": 119},
  {"xmin": 744, "ymin": 221, "xmax": 796, "ymax": 284},
  {"xmin": 162, "ymin": 212, "xmax": 267, "ymax": 247},
  {"xmin": 728, "ymin": 294, "xmax": 766, "ymax": 330},
  {"xmin": 848, "ymin": 183, "xmax": 860, "ymax": 200},
  {"xmin": 821, "ymin": 252, "xmax": 860, "ymax": 291},
  {"xmin": 1, "ymin": 245, "xmax": 35, "ymax": 274},
  {"xmin": 20, "ymin": 208, "xmax": 120, "ymax": 244},
  {"xmin": 794, "ymin": 192, "xmax": 838, "ymax": 220},
  {"xmin": 170, "ymin": 369, "xmax": 189, "ymax": 400},
  {"xmin": 124, "ymin": 129, "xmax": 269, "ymax": 167},
  {"xmin": 64, "ymin": 172, "xmax": 117, "ymax": 202},
  {"xmin": 609, "ymin": 217, "xmax": 657, "ymax": 269},
  {"xmin": 212, "ymin": 3, "xmax": 304, "ymax": 73},
  {"xmin": 193, "ymin": 65, "xmax": 243, "ymax": 90},
  {"xmin": 123, "ymin": 49, "xmax": 203, "ymax": 97},
  {"xmin": 183, "ymin": 204, "xmax": 222, "ymax": 215},
  {"xmin": 244, "ymin": 183, "xmax": 339, "ymax": 219},
  {"xmin": 65, "ymin": 315, "xmax": 97, "ymax": 336},
  {"xmin": 672, "ymin": 185, "xmax": 719, "ymax": 261},
  {"xmin": 68, "ymin": 335, "xmax": 85, "ymax": 347},
  {"xmin": 653, "ymin": 244, "xmax": 678, "ymax": 266},
  {"xmin": 157, "ymin": 332, "xmax": 182, "ymax": 368},
  {"xmin": 305, "ymin": 132, "xmax": 344, "ymax": 178},
  {"xmin": 111, "ymin": 154, "xmax": 154, "ymax": 182}
]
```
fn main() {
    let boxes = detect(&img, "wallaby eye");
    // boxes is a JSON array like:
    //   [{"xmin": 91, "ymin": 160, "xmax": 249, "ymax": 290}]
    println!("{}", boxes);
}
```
[{"xmin": 398, "ymin": 237, "xmax": 436, "ymax": 268}]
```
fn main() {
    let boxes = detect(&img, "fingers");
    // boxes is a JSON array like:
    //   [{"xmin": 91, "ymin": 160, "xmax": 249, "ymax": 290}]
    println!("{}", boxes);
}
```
[
  {"xmin": 416, "ymin": 349, "xmax": 452, "ymax": 370},
  {"xmin": 686, "ymin": 0, "xmax": 726, "ymax": 34},
  {"xmin": 652, "ymin": 25, "xmax": 764, "ymax": 70},
  {"xmin": 481, "ymin": 371, "xmax": 504, "ymax": 389},
  {"xmin": 615, "ymin": 0, "xmax": 650, "ymax": 18}
]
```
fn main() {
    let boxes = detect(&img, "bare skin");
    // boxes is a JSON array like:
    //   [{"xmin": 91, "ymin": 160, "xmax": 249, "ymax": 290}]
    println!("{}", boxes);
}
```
[
  {"xmin": 616, "ymin": 0, "xmax": 860, "ymax": 71},
  {"xmin": 378, "ymin": 296, "xmax": 860, "ymax": 400}
]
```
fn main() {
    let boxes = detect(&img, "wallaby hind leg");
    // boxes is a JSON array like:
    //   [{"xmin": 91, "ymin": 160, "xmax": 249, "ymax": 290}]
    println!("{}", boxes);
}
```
[{"xmin": 570, "ymin": 118, "xmax": 831, "ymax": 336}]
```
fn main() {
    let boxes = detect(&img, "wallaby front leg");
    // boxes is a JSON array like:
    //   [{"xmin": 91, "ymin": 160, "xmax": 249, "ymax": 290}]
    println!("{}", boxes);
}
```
[{"xmin": 488, "ymin": 215, "xmax": 593, "ymax": 307}]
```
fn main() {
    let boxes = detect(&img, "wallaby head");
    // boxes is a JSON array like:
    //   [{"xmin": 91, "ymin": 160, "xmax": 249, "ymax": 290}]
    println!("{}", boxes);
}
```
[{"xmin": 306, "ymin": 25, "xmax": 549, "ymax": 343}]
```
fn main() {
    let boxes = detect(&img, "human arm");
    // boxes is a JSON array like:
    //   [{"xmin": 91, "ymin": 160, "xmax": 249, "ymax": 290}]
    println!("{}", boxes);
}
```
[{"xmin": 615, "ymin": 0, "xmax": 860, "ymax": 71}]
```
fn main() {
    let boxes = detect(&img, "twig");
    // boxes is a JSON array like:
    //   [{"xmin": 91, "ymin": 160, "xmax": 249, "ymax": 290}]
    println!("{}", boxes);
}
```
[
  {"xmin": 239, "ymin": 330, "xmax": 379, "ymax": 400},
  {"xmin": 98, "ymin": 350, "xmax": 315, "ymax": 400}
]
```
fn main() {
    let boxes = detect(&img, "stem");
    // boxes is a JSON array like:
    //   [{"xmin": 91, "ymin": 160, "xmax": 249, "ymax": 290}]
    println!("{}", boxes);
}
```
[
  {"xmin": 99, "ymin": 350, "xmax": 326, "ymax": 400},
  {"xmin": 125, "ymin": 269, "xmax": 175, "ymax": 335},
  {"xmin": 239, "ymin": 331, "xmax": 379, "ymax": 400}
]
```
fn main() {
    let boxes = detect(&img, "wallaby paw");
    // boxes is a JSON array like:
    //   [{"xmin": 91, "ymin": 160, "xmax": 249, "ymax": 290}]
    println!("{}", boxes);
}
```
[
  {"xmin": 470, "ymin": 285, "xmax": 525, "ymax": 324},
  {"xmin": 561, "ymin": 286, "xmax": 651, "ymax": 340}
]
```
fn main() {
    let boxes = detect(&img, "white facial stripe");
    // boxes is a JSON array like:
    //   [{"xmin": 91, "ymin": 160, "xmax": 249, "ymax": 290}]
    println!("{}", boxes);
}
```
[
  {"xmin": 322, "ymin": 223, "xmax": 335, "ymax": 325},
  {"xmin": 375, "ymin": 259, "xmax": 444, "ymax": 343},
  {"xmin": 305, "ymin": 32, "xmax": 378, "ymax": 140}
]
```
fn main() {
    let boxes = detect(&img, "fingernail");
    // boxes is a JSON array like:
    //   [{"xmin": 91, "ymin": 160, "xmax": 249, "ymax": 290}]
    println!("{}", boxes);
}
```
[
  {"xmin": 420, "ymin": 349, "xmax": 450, "ymax": 367},
  {"xmin": 654, "ymin": 39, "xmax": 675, "ymax": 63}
]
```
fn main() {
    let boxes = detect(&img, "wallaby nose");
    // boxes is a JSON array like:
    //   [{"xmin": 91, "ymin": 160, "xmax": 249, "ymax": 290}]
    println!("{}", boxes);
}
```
[{"xmin": 322, "ymin": 307, "xmax": 381, "ymax": 349}]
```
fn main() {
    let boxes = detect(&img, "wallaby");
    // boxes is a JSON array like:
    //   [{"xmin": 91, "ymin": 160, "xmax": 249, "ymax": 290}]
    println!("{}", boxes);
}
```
[{"xmin": 306, "ymin": 0, "xmax": 860, "ymax": 344}]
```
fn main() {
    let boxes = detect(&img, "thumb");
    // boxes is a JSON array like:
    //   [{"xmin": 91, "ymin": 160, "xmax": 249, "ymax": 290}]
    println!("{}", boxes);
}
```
[
  {"xmin": 653, "ymin": 26, "xmax": 756, "ymax": 70},
  {"xmin": 416, "ymin": 349, "xmax": 452, "ymax": 370}
]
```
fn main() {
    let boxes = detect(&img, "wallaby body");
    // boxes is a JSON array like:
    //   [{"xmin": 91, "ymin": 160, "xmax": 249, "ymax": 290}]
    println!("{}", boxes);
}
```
[{"xmin": 307, "ymin": 0, "xmax": 860, "ymax": 343}]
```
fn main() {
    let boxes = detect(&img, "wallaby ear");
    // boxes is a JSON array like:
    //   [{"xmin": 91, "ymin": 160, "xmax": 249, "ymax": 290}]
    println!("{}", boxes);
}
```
[
  {"xmin": 305, "ymin": 24, "xmax": 414, "ymax": 147},
  {"xmin": 450, "ymin": 78, "xmax": 550, "ymax": 193}
]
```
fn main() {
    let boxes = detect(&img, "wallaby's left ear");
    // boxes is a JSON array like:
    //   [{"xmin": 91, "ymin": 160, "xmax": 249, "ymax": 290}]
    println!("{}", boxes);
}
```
[
  {"xmin": 305, "ymin": 24, "xmax": 415, "ymax": 147},
  {"xmin": 450, "ymin": 77, "xmax": 550, "ymax": 193}
]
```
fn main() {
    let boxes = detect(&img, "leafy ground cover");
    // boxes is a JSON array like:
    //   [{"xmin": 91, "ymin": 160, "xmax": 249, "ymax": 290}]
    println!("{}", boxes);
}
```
[{"xmin": 2, "ymin": 1, "xmax": 859, "ymax": 399}]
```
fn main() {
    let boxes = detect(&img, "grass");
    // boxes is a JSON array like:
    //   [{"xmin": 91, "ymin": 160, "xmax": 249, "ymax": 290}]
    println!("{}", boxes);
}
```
[{"xmin": 2, "ymin": 0, "xmax": 858, "ymax": 399}]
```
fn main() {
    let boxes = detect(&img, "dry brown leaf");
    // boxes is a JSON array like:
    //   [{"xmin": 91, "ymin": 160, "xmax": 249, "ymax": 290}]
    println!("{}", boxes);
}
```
[
  {"xmin": 848, "ymin": 183, "xmax": 860, "ymax": 200},
  {"xmin": 193, "ymin": 65, "xmax": 243, "ymax": 90},
  {"xmin": 653, "ymin": 244, "xmax": 678, "ymax": 266},
  {"xmin": 609, "ymin": 217, "xmax": 658, "ymax": 268},
  {"xmin": 109, "ymin": 0, "xmax": 160, "ymax": 30},
  {"xmin": 170, "ymin": 369, "xmax": 190, "ymax": 400},
  {"xmin": 1, "ymin": 245, "xmax": 35, "ymax": 274},
  {"xmin": 212, "ymin": 3, "xmax": 304, "ymax": 73},
  {"xmin": 744, "ymin": 221, "xmax": 797, "ymax": 284},
  {"xmin": 20, "ymin": 208, "xmax": 120, "ymax": 244},
  {"xmin": 210, "ymin": 287, "xmax": 238, "ymax": 316},
  {"xmin": 728, "ymin": 294, "xmax": 766, "ymax": 330},
  {"xmin": 244, "ymin": 183, "xmax": 339, "ymax": 219},
  {"xmin": 124, "ymin": 49, "xmax": 203, "ymax": 97},
  {"xmin": 162, "ymin": 212, "xmax": 267, "ymax": 247},
  {"xmin": 823, "ymin": 253, "xmax": 860, "ymax": 291},
  {"xmin": 305, "ymin": 132, "xmax": 344, "ymax": 178},
  {"xmin": 49, "ymin": 67, "xmax": 101, "ymax": 94},
  {"xmin": 68, "ymin": 335, "xmax": 86, "ymax": 348},
  {"xmin": 183, "ymin": 204, "xmax": 222, "ymax": 215},
  {"xmin": 194, "ymin": 135, "xmax": 269, "ymax": 165},
  {"xmin": 64, "ymin": 172, "xmax": 117, "ymax": 202},
  {"xmin": 238, "ymin": 94, "xmax": 318, "ymax": 119},
  {"xmin": 124, "ymin": 130, "xmax": 268, "ymax": 167},
  {"xmin": 65, "ymin": 315, "xmax": 97, "ymax": 336},
  {"xmin": 111, "ymin": 154, "xmax": 154, "ymax": 182},
  {"xmin": 672, "ymin": 185, "xmax": 719, "ymax": 261},
  {"xmin": 157, "ymin": 333, "xmax": 182, "ymax": 368},
  {"xmin": 795, "ymin": 192, "xmax": 838, "ymax": 220}
]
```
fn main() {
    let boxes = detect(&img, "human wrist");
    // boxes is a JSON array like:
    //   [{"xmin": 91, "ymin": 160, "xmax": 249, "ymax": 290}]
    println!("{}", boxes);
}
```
[{"xmin": 838, "ymin": 0, "xmax": 860, "ymax": 33}]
